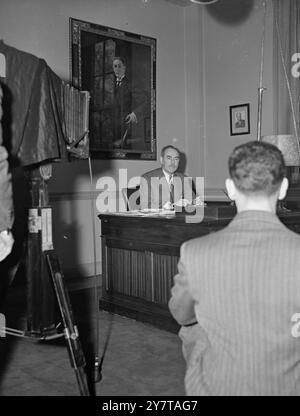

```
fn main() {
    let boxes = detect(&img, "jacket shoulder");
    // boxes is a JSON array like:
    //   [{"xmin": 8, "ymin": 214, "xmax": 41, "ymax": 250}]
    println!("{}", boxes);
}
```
[
  {"xmin": 142, "ymin": 167, "xmax": 163, "ymax": 178},
  {"xmin": 181, "ymin": 227, "xmax": 226, "ymax": 252}
]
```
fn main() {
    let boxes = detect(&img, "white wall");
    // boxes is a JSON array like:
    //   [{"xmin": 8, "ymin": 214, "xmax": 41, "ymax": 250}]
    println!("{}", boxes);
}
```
[
  {"xmin": 200, "ymin": 0, "xmax": 275, "ymax": 188},
  {"xmin": 183, "ymin": 5, "xmax": 205, "ymax": 178}
]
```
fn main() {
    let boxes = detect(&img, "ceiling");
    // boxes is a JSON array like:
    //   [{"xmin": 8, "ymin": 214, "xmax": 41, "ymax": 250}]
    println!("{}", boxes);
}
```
[
  {"xmin": 164, "ymin": 0, "xmax": 255, "ymax": 26},
  {"xmin": 163, "ymin": 0, "xmax": 222, "ymax": 7}
]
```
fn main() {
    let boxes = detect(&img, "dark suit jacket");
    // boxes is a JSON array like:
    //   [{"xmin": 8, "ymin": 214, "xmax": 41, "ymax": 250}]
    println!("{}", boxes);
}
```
[
  {"xmin": 169, "ymin": 210, "xmax": 300, "ymax": 395},
  {"xmin": 113, "ymin": 76, "xmax": 149, "ymax": 141},
  {"xmin": 140, "ymin": 167, "xmax": 194, "ymax": 209},
  {"xmin": 113, "ymin": 76, "xmax": 132, "ymax": 129},
  {"xmin": 235, "ymin": 119, "xmax": 245, "ymax": 128}
]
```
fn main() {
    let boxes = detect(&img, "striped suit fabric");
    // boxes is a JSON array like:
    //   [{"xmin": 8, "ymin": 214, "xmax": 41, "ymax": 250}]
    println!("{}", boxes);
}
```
[{"xmin": 169, "ymin": 210, "xmax": 300, "ymax": 396}]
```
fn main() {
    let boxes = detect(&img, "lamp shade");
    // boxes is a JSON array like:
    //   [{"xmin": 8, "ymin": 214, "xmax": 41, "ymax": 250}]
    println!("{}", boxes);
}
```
[{"xmin": 261, "ymin": 135, "xmax": 300, "ymax": 166}]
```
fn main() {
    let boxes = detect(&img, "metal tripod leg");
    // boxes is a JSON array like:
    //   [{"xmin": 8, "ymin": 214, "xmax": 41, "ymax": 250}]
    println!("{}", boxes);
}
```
[
  {"xmin": 45, "ymin": 251, "xmax": 90, "ymax": 396},
  {"xmin": 75, "ymin": 367, "xmax": 90, "ymax": 396}
]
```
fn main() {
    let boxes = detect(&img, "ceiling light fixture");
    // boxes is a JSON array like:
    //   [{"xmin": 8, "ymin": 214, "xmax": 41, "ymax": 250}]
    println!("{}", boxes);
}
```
[{"xmin": 190, "ymin": 0, "xmax": 220, "ymax": 5}]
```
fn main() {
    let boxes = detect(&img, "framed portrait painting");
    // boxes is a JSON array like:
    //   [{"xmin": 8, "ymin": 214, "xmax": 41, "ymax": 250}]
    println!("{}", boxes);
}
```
[
  {"xmin": 70, "ymin": 18, "xmax": 157, "ymax": 160},
  {"xmin": 229, "ymin": 104, "xmax": 250, "ymax": 136}
]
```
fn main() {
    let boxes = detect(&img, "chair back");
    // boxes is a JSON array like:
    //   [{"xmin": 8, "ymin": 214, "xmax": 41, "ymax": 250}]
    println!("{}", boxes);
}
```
[{"xmin": 122, "ymin": 186, "xmax": 140, "ymax": 210}]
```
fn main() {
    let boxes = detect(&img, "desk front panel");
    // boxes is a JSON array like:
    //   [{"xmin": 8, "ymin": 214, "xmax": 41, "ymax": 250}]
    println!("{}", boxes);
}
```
[{"xmin": 99, "ymin": 213, "xmax": 228, "ymax": 331}]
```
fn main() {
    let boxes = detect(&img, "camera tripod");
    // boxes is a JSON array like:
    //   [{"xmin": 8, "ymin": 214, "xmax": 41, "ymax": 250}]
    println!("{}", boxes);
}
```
[
  {"xmin": 1, "ymin": 249, "xmax": 90, "ymax": 396},
  {"xmin": 1, "ymin": 166, "xmax": 90, "ymax": 396}
]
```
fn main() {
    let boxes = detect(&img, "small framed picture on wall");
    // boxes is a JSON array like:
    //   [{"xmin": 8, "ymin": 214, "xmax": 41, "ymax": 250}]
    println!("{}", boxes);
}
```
[{"xmin": 229, "ymin": 103, "xmax": 250, "ymax": 136}]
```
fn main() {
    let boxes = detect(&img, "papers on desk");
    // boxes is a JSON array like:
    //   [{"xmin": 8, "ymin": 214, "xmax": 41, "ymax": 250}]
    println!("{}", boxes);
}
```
[
  {"xmin": 108, "ymin": 209, "xmax": 176, "ymax": 217},
  {"xmin": 130, "ymin": 208, "xmax": 176, "ymax": 217}
]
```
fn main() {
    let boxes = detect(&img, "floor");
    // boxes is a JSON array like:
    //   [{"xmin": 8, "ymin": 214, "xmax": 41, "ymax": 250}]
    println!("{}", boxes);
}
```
[{"xmin": 0, "ymin": 277, "xmax": 186, "ymax": 396}]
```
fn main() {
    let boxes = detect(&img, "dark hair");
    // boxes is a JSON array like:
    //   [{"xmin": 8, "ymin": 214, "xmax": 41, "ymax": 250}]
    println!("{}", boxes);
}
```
[
  {"xmin": 161, "ymin": 145, "xmax": 180, "ymax": 157},
  {"xmin": 228, "ymin": 141, "xmax": 286, "ymax": 196},
  {"xmin": 113, "ymin": 56, "xmax": 126, "ymax": 67}
]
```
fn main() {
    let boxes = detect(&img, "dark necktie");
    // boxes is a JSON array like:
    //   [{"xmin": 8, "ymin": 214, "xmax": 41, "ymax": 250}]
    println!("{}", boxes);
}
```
[{"xmin": 169, "ymin": 175, "xmax": 174, "ymax": 204}]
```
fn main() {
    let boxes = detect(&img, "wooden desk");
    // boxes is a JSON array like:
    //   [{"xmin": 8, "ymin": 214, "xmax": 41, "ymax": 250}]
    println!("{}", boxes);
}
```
[{"xmin": 99, "ymin": 208, "xmax": 300, "ymax": 332}]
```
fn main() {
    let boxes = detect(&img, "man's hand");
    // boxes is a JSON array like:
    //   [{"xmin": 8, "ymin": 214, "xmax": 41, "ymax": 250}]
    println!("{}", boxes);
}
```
[
  {"xmin": 163, "ymin": 201, "xmax": 174, "ymax": 210},
  {"xmin": 0, "ymin": 230, "xmax": 14, "ymax": 262},
  {"xmin": 174, "ymin": 198, "xmax": 191, "ymax": 208},
  {"xmin": 193, "ymin": 195, "xmax": 205, "ymax": 206},
  {"xmin": 125, "ymin": 112, "xmax": 137, "ymax": 124}
]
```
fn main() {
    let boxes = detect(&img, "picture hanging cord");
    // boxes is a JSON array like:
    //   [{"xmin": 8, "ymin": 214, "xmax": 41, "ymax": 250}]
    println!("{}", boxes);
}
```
[
  {"xmin": 259, "ymin": 0, "xmax": 267, "ymax": 90},
  {"xmin": 257, "ymin": 0, "xmax": 267, "ymax": 140}
]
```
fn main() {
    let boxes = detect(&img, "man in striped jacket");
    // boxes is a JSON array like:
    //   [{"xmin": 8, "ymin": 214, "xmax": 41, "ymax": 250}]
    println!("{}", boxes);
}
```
[{"xmin": 169, "ymin": 141, "xmax": 300, "ymax": 396}]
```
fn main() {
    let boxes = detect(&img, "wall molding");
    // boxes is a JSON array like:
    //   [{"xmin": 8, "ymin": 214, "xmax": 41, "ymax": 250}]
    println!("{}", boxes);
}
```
[
  {"xmin": 63, "ymin": 261, "xmax": 102, "ymax": 279},
  {"xmin": 66, "ymin": 274, "xmax": 102, "ymax": 292},
  {"xmin": 49, "ymin": 191, "xmax": 99, "ymax": 202}
]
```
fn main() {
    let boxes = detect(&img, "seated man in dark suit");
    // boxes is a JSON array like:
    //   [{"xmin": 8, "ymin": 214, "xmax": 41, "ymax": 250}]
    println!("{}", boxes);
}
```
[
  {"xmin": 139, "ymin": 145, "xmax": 198, "ymax": 210},
  {"xmin": 169, "ymin": 141, "xmax": 300, "ymax": 396}
]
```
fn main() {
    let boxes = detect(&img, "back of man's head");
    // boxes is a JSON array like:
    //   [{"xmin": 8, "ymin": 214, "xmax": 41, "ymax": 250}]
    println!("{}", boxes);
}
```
[{"xmin": 228, "ymin": 141, "xmax": 286, "ymax": 196}]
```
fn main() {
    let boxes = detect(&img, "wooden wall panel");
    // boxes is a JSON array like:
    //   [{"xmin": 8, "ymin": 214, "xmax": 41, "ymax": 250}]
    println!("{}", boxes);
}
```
[
  {"xmin": 107, "ymin": 247, "xmax": 152, "ymax": 301},
  {"xmin": 152, "ymin": 254, "xmax": 179, "ymax": 304}
]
